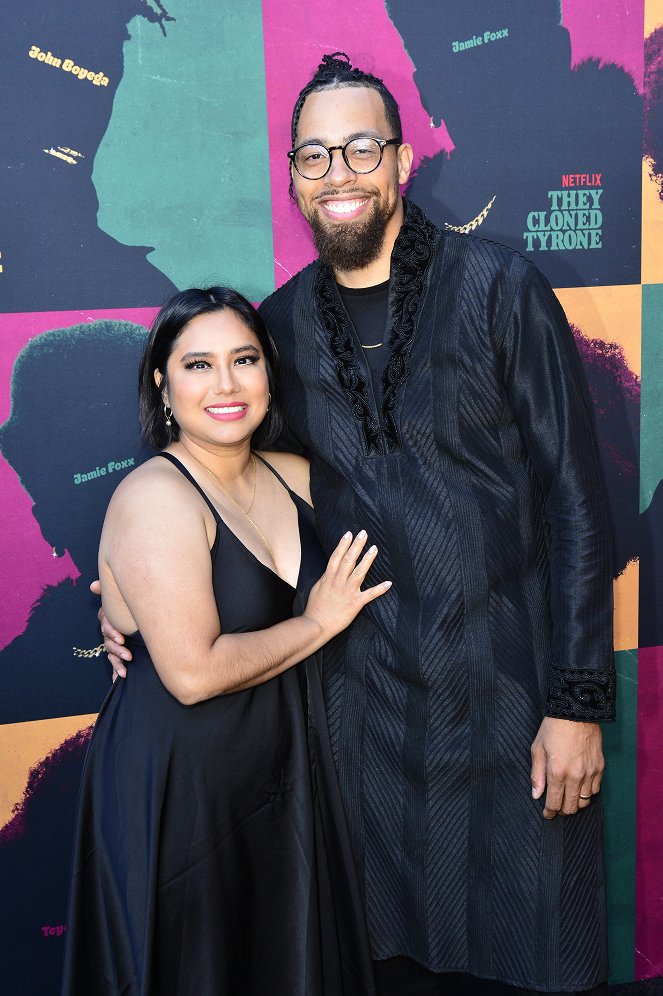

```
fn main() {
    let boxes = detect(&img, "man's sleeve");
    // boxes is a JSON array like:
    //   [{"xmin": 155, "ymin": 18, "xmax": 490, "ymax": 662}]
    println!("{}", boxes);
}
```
[
  {"xmin": 494, "ymin": 256, "xmax": 616, "ymax": 723},
  {"xmin": 257, "ymin": 294, "xmax": 308, "ymax": 457}
]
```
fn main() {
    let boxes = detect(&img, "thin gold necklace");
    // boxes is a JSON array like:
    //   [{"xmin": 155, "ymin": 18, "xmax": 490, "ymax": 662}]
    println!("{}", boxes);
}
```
[{"xmin": 183, "ymin": 449, "xmax": 274, "ymax": 560}]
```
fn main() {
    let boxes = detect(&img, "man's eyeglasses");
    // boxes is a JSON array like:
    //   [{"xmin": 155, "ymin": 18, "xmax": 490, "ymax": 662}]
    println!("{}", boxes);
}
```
[{"xmin": 288, "ymin": 137, "xmax": 401, "ymax": 180}]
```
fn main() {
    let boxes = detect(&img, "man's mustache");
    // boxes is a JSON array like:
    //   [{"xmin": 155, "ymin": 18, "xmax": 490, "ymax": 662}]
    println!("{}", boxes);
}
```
[{"xmin": 312, "ymin": 188, "xmax": 376, "ymax": 201}]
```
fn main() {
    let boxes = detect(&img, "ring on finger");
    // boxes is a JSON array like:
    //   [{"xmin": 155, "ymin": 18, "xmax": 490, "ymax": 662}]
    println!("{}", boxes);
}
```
[{"xmin": 579, "ymin": 793, "xmax": 592, "ymax": 800}]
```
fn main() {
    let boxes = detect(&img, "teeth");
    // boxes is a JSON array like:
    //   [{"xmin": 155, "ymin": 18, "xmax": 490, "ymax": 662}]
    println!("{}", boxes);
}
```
[
  {"xmin": 324, "ymin": 198, "xmax": 367, "ymax": 214},
  {"xmin": 208, "ymin": 405, "xmax": 245, "ymax": 414}
]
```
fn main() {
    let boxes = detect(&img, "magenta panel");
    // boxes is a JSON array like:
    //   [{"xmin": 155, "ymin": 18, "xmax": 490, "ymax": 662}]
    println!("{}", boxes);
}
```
[{"xmin": 563, "ymin": 0, "xmax": 644, "ymax": 92}]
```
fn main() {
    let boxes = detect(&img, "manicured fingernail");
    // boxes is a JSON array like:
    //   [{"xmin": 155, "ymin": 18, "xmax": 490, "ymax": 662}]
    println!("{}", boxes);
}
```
[
  {"xmin": 368, "ymin": 545, "xmax": 377, "ymax": 554},
  {"xmin": 343, "ymin": 531, "xmax": 352, "ymax": 539},
  {"xmin": 357, "ymin": 529, "xmax": 367, "ymax": 538},
  {"xmin": 383, "ymin": 580, "xmax": 392, "ymax": 588}
]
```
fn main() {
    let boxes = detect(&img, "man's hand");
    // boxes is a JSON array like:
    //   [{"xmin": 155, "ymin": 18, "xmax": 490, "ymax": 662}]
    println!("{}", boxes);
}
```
[
  {"xmin": 530, "ymin": 716, "xmax": 604, "ymax": 819},
  {"xmin": 89, "ymin": 580, "xmax": 133, "ymax": 680}
]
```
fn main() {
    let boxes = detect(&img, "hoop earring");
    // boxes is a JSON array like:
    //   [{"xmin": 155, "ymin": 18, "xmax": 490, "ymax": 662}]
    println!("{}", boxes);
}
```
[
  {"xmin": 267, "ymin": 392, "xmax": 271, "ymax": 412},
  {"xmin": 164, "ymin": 404, "xmax": 173, "ymax": 427}
]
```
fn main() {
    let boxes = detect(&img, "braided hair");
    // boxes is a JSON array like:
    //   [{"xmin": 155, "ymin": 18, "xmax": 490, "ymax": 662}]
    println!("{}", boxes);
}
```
[{"xmin": 289, "ymin": 52, "xmax": 403, "ymax": 197}]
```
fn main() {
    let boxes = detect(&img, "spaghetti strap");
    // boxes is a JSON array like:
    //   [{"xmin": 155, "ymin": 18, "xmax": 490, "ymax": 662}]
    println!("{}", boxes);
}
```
[
  {"xmin": 254, "ymin": 453, "xmax": 293, "ymax": 495},
  {"xmin": 157, "ymin": 452, "xmax": 221, "ymax": 521}
]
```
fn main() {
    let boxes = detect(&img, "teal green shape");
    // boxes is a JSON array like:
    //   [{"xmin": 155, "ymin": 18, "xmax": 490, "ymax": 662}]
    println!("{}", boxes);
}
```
[
  {"xmin": 641, "ymin": 285, "xmax": 663, "ymax": 512},
  {"xmin": 93, "ymin": 0, "xmax": 274, "ymax": 302},
  {"xmin": 603, "ymin": 649, "xmax": 637, "ymax": 984}
]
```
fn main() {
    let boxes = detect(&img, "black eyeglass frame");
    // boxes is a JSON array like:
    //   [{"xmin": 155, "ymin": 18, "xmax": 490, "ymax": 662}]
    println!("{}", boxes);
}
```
[{"xmin": 287, "ymin": 136, "xmax": 402, "ymax": 179}]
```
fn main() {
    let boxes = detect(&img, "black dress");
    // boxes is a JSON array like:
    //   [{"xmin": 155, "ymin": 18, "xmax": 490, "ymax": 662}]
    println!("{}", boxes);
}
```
[{"xmin": 61, "ymin": 454, "xmax": 375, "ymax": 996}]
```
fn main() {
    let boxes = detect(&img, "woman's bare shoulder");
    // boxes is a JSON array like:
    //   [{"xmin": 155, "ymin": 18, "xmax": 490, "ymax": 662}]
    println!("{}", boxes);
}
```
[
  {"xmin": 106, "ymin": 454, "xmax": 204, "ymax": 517},
  {"xmin": 100, "ymin": 453, "xmax": 217, "ymax": 569},
  {"xmin": 257, "ymin": 450, "xmax": 311, "ymax": 505}
]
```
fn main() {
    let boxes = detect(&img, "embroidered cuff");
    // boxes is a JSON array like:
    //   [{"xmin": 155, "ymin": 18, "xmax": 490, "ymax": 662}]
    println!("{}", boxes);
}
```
[{"xmin": 546, "ymin": 665, "xmax": 616, "ymax": 723}]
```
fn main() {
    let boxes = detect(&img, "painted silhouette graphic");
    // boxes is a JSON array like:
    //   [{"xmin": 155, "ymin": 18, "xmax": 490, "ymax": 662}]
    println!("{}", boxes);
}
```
[{"xmin": 386, "ymin": 0, "xmax": 642, "ymax": 288}]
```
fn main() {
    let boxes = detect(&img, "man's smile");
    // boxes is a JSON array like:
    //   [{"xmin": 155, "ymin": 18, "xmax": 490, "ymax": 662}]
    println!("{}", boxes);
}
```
[{"xmin": 318, "ymin": 197, "xmax": 370, "ymax": 217}]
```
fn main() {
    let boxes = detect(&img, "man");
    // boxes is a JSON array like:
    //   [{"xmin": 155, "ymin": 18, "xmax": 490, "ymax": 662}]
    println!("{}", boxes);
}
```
[{"xmin": 106, "ymin": 53, "xmax": 614, "ymax": 995}]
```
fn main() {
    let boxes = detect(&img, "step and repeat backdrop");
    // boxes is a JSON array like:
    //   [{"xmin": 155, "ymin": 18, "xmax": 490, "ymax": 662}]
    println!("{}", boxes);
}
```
[{"xmin": 0, "ymin": 0, "xmax": 662, "ymax": 991}]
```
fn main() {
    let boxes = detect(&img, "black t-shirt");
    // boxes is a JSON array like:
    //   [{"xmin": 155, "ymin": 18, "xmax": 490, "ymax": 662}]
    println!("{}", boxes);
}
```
[{"xmin": 337, "ymin": 279, "xmax": 390, "ymax": 392}]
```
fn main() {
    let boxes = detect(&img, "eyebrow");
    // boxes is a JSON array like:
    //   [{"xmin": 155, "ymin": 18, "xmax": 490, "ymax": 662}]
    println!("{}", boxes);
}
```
[
  {"xmin": 230, "ymin": 344, "xmax": 261, "ymax": 356},
  {"xmin": 297, "ymin": 130, "xmax": 383, "ymax": 146}
]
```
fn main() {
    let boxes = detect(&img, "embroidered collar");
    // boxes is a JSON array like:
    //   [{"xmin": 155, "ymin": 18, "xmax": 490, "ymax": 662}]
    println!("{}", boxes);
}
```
[{"xmin": 314, "ymin": 200, "xmax": 440, "ymax": 454}]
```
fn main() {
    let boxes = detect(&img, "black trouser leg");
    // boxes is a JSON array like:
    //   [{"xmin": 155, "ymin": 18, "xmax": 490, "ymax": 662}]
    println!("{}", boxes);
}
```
[
  {"xmin": 374, "ymin": 958, "xmax": 611, "ymax": 996},
  {"xmin": 514, "ymin": 987, "xmax": 610, "ymax": 996},
  {"xmin": 374, "ymin": 958, "xmax": 471, "ymax": 994}
]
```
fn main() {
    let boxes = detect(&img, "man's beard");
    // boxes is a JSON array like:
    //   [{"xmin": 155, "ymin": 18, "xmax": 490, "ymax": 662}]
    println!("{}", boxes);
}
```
[{"xmin": 305, "ymin": 190, "xmax": 397, "ymax": 272}]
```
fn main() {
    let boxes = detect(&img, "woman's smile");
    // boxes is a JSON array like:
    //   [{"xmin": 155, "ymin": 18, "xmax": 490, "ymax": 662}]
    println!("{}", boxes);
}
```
[{"xmin": 204, "ymin": 402, "xmax": 249, "ymax": 421}]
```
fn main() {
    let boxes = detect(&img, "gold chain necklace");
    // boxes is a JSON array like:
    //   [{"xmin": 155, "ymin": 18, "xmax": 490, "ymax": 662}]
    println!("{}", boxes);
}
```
[{"xmin": 183, "ymin": 449, "xmax": 274, "ymax": 561}]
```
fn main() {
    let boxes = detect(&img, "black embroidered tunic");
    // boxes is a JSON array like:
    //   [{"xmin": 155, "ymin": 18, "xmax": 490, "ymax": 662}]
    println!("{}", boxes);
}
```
[{"xmin": 259, "ymin": 201, "xmax": 615, "ymax": 991}]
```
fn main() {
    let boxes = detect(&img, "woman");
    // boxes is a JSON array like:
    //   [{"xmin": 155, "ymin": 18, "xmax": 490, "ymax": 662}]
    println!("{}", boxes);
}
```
[{"xmin": 61, "ymin": 288, "xmax": 390, "ymax": 996}]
